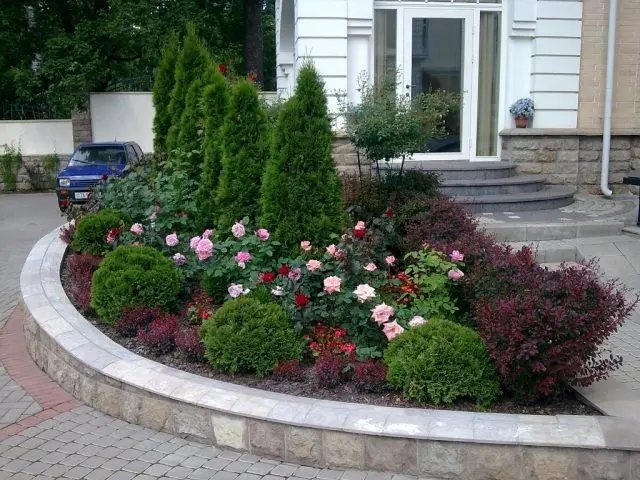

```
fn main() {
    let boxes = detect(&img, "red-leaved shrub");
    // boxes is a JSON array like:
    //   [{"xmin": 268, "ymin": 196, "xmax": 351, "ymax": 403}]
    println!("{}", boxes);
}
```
[
  {"xmin": 175, "ymin": 326, "xmax": 206, "ymax": 362},
  {"xmin": 65, "ymin": 253, "xmax": 102, "ymax": 312},
  {"xmin": 272, "ymin": 359, "xmax": 305, "ymax": 382},
  {"xmin": 60, "ymin": 223, "xmax": 76, "ymax": 244},
  {"xmin": 475, "ymin": 260, "xmax": 637, "ymax": 399},
  {"xmin": 314, "ymin": 353, "xmax": 346, "ymax": 388},
  {"xmin": 137, "ymin": 314, "xmax": 180, "ymax": 355},
  {"xmin": 353, "ymin": 360, "xmax": 387, "ymax": 393},
  {"xmin": 116, "ymin": 306, "xmax": 163, "ymax": 337}
]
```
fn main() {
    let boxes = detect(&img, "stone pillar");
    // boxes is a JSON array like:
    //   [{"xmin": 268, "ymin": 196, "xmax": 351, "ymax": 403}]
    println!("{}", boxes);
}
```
[{"xmin": 72, "ymin": 108, "xmax": 92, "ymax": 148}]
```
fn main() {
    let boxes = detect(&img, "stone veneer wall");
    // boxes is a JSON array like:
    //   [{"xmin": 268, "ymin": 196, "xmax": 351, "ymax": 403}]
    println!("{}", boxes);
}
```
[
  {"xmin": 501, "ymin": 129, "xmax": 640, "ymax": 194},
  {"xmin": 0, "ymin": 155, "xmax": 70, "ymax": 192},
  {"xmin": 72, "ymin": 109, "xmax": 92, "ymax": 148},
  {"xmin": 332, "ymin": 136, "xmax": 359, "ymax": 174}
]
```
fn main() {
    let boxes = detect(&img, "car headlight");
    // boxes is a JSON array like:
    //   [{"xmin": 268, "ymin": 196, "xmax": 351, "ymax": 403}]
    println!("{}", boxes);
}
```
[{"xmin": 59, "ymin": 178, "xmax": 70, "ymax": 187}]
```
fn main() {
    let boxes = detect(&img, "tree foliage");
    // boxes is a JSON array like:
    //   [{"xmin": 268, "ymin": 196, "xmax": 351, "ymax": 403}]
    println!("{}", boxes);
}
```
[
  {"xmin": 260, "ymin": 64, "xmax": 345, "ymax": 251},
  {"xmin": 152, "ymin": 32, "xmax": 180, "ymax": 156}
]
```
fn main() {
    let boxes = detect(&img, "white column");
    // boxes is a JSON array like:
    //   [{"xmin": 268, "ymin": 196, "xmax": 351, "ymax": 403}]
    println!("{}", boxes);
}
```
[{"xmin": 346, "ymin": 0, "xmax": 374, "ymax": 105}]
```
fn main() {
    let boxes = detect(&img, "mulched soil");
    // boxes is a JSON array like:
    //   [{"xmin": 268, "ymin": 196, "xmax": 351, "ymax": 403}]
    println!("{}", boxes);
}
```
[{"xmin": 60, "ymin": 261, "xmax": 600, "ymax": 416}]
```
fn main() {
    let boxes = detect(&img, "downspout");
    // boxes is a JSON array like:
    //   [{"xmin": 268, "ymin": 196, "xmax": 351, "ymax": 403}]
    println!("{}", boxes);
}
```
[{"xmin": 600, "ymin": 0, "xmax": 618, "ymax": 198}]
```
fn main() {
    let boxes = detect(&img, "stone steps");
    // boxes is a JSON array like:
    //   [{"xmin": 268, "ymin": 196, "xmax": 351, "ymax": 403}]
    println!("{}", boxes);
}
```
[
  {"xmin": 454, "ymin": 185, "xmax": 577, "ymax": 213},
  {"xmin": 440, "ymin": 174, "xmax": 546, "ymax": 196}
]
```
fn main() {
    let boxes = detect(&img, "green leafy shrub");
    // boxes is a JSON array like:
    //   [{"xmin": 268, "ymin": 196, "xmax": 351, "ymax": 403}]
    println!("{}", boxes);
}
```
[
  {"xmin": 91, "ymin": 246, "xmax": 183, "ymax": 324},
  {"xmin": 196, "ymin": 64, "xmax": 230, "ymax": 230},
  {"xmin": 384, "ymin": 319, "xmax": 500, "ymax": 407},
  {"xmin": 176, "ymin": 79, "xmax": 205, "ymax": 165},
  {"xmin": 200, "ymin": 297, "xmax": 304, "ymax": 376},
  {"xmin": 216, "ymin": 80, "xmax": 270, "ymax": 231},
  {"xmin": 71, "ymin": 209, "xmax": 130, "ymax": 255},
  {"xmin": 152, "ymin": 31, "xmax": 180, "ymax": 158},
  {"xmin": 260, "ymin": 64, "xmax": 345, "ymax": 251},
  {"xmin": 0, "ymin": 146, "xmax": 22, "ymax": 192}
]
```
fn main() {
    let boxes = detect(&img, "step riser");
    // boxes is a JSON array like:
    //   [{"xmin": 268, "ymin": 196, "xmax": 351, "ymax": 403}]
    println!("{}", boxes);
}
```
[
  {"xmin": 440, "ymin": 182, "xmax": 544, "ymax": 196},
  {"xmin": 456, "ymin": 196, "xmax": 574, "ymax": 214},
  {"xmin": 373, "ymin": 162, "xmax": 517, "ymax": 181}
]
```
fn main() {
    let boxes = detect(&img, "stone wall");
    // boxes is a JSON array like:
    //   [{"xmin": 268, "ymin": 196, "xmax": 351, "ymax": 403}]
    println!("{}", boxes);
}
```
[
  {"xmin": 332, "ymin": 135, "xmax": 358, "ymax": 174},
  {"xmin": 501, "ymin": 129, "xmax": 640, "ymax": 194},
  {"xmin": 72, "ymin": 109, "xmax": 92, "ymax": 148},
  {"xmin": 1, "ymin": 154, "xmax": 70, "ymax": 192}
]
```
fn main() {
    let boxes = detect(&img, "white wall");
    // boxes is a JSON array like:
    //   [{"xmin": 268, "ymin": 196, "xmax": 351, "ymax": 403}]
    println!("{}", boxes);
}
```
[
  {"xmin": 0, "ymin": 120, "xmax": 73, "ymax": 155},
  {"xmin": 90, "ymin": 92, "xmax": 155, "ymax": 153}
]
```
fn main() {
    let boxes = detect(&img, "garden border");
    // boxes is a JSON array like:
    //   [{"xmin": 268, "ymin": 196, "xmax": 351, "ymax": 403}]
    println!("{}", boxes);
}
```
[{"xmin": 20, "ymin": 227, "xmax": 640, "ymax": 480}]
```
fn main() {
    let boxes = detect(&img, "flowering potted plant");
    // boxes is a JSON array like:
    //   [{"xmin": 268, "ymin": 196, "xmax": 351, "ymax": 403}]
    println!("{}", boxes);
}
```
[{"xmin": 509, "ymin": 98, "xmax": 535, "ymax": 128}]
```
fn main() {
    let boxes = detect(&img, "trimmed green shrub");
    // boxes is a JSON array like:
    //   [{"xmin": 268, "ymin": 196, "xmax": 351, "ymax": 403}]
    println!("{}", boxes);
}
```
[
  {"xmin": 166, "ymin": 23, "xmax": 212, "ymax": 152},
  {"xmin": 384, "ymin": 319, "xmax": 500, "ymax": 407},
  {"xmin": 196, "ymin": 64, "xmax": 230, "ymax": 230},
  {"xmin": 71, "ymin": 209, "xmax": 129, "ymax": 256},
  {"xmin": 200, "ymin": 297, "xmax": 304, "ymax": 376},
  {"xmin": 152, "ymin": 31, "xmax": 180, "ymax": 157},
  {"xmin": 215, "ymin": 80, "xmax": 270, "ymax": 231},
  {"xmin": 172, "ymin": 79, "xmax": 205, "ymax": 185},
  {"xmin": 260, "ymin": 64, "xmax": 345, "ymax": 252},
  {"xmin": 91, "ymin": 246, "xmax": 182, "ymax": 324}
]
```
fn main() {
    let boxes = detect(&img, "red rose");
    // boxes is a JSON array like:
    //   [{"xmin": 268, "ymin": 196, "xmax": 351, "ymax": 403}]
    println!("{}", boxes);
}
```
[
  {"xmin": 247, "ymin": 71, "xmax": 257, "ymax": 82},
  {"xmin": 260, "ymin": 272, "xmax": 276, "ymax": 283},
  {"xmin": 278, "ymin": 264, "xmax": 290, "ymax": 276},
  {"xmin": 352, "ymin": 228, "xmax": 366, "ymax": 239},
  {"xmin": 108, "ymin": 227, "xmax": 120, "ymax": 237},
  {"xmin": 385, "ymin": 207, "xmax": 394, "ymax": 218},
  {"xmin": 295, "ymin": 293, "xmax": 310, "ymax": 308},
  {"xmin": 218, "ymin": 63, "xmax": 228, "ymax": 74}
]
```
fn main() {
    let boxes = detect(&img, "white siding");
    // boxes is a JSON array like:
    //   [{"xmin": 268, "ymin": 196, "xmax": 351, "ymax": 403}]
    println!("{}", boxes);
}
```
[
  {"xmin": 0, "ymin": 120, "xmax": 73, "ymax": 155},
  {"xmin": 530, "ymin": 0, "xmax": 583, "ymax": 128}
]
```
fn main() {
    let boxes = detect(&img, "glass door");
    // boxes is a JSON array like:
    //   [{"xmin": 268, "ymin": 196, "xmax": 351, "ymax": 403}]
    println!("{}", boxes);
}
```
[{"xmin": 403, "ymin": 8, "xmax": 473, "ymax": 160}]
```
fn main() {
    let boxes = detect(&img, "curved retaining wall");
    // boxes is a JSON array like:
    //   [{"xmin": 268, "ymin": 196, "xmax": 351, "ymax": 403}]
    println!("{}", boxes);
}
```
[{"xmin": 20, "ymin": 228, "xmax": 640, "ymax": 480}]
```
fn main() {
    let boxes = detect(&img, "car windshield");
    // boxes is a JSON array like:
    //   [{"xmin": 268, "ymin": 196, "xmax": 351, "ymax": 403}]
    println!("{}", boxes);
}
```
[{"xmin": 69, "ymin": 146, "xmax": 126, "ymax": 166}]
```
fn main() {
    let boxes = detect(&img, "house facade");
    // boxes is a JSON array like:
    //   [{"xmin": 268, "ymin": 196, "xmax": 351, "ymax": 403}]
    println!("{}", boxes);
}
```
[{"xmin": 275, "ymin": 0, "xmax": 640, "ymax": 193}]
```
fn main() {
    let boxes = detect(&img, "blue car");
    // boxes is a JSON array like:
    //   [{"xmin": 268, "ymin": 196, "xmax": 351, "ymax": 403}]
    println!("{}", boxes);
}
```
[{"xmin": 56, "ymin": 141, "xmax": 144, "ymax": 211}]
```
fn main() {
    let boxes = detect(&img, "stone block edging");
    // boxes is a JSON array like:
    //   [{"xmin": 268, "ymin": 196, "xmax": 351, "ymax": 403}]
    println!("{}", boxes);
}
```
[{"xmin": 20, "ymin": 228, "xmax": 640, "ymax": 479}]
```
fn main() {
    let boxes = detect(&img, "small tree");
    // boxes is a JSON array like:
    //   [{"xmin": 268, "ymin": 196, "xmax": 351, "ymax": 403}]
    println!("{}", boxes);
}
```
[
  {"xmin": 152, "ymin": 32, "xmax": 180, "ymax": 158},
  {"xmin": 175, "ymin": 78, "xmax": 205, "ymax": 168},
  {"xmin": 166, "ymin": 23, "xmax": 211, "ymax": 152},
  {"xmin": 196, "ymin": 65, "xmax": 230, "ymax": 230},
  {"xmin": 260, "ymin": 63, "xmax": 345, "ymax": 251},
  {"xmin": 216, "ymin": 80, "xmax": 270, "ymax": 231}
]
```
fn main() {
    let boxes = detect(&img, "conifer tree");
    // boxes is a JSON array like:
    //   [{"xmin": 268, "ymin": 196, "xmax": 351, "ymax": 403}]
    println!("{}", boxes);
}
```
[
  {"xmin": 152, "ymin": 31, "xmax": 180, "ymax": 156},
  {"xmin": 216, "ymin": 80, "xmax": 270, "ymax": 231},
  {"xmin": 260, "ymin": 64, "xmax": 345, "ymax": 251},
  {"xmin": 174, "ymin": 79, "xmax": 205, "ymax": 179},
  {"xmin": 196, "ymin": 65, "xmax": 230, "ymax": 230}
]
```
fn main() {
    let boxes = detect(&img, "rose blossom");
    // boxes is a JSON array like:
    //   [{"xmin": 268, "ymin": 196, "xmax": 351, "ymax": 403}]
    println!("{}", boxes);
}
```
[
  {"xmin": 190, "ymin": 236, "xmax": 201, "ymax": 249},
  {"xmin": 353, "ymin": 284, "xmax": 376, "ymax": 303},
  {"xmin": 382, "ymin": 321, "xmax": 405, "ymax": 341},
  {"xmin": 202, "ymin": 229, "xmax": 214, "ymax": 240},
  {"xmin": 385, "ymin": 207, "xmax": 394, "ymax": 218},
  {"xmin": 323, "ymin": 276, "xmax": 342, "ymax": 294},
  {"xmin": 363, "ymin": 262, "xmax": 377, "ymax": 272},
  {"xmin": 260, "ymin": 272, "xmax": 276, "ymax": 283},
  {"xmin": 300, "ymin": 241, "xmax": 312, "ymax": 251},
  {"xmin": 326, "ymin": 244, "xmax": 337, "ymax": 256},
  {"xmin": 448, "ymin": 268, "xmax": 464, "ymax": 280},
  {"xmin": 409, "ymin": 316, "xmax": 427, "ymax": 328},
  {"xmin": 385, "ymin": 255, "xmax": 396, "ymax": 266},
  {"xmin": 306, "ymin": 259, "xmax": 322, "ymax": 272},
  {"xmin": 231, "ymin": 222, "xmax": 245, "ymax": 238},
  {"xmin": 150, "ymin": 211, "xmax": 158, "ymax": 221},
  {"xmin": 235, "ymin": 251, "xmax": 252, "ymax": 263},
  {"xmin": 196, "ymin": 238, "xmax": 214, "ymax": 261},
  {"xmin": 450, "ymin": 250, "xmax": 464, "ymax": 262},
  {"xmin": 172, "ymin": 253, "xmax": 187, "ymax": 266},
  {"xmin": 228, "ymin": 284, "xmax": 249, "ymax": 298},
  {"xmin": 271, "ymin": 286, "xmax": 284, "ymax": 296},
  {"xmin": 256, "ymin": 228, "xmax": 270, "ymax": 241},
  {"xmin": 288, "ymin": 268, "xmax": 302, "ymax": 281},
  {"xmin": 295, "ymin": 293, "xmax": 310, "ymax": 308},
  {"xmin": 371, "ymin": 303, "xmax": 395, "ymax": 325},
  {"xmin": 165, "ymin": 232, "xmax": 179, "ymax": 247},
  {"xmin": 130, "ymin": 223, "xmax": 144, "ymax": 235},
  {"xmin": 354, "ymin": 221, "xmax": 366, "ymax": 231}
]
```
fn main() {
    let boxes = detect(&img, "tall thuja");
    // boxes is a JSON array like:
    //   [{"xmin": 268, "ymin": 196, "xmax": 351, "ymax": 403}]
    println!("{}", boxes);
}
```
[
  {"xmin": 196, "ymin": 65, "xmax": 230, "ymax": 230},
  {"xmin": 215, "ymin": 81, "xmax": 270, "ymax": 231},
  {"xmin": 260, "ymin": 64, "xmax": 345, "ymax": 251},
  {"xmin": 176, "ymin": 79, "xmax": 205, "ymax": 163},
  {"xmin": 152, "ymin": 32, "xmax": 180, "ymax": 160},
  {"xmin": 166, "ymin": 24, "xmax": 211, "ymax": 153}
]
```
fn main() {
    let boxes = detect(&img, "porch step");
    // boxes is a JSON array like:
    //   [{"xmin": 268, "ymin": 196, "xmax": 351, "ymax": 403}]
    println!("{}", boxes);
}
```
[
  {"xmin": 378, "ymin": 161, "xmax": 517, "ymax": 181},
  {"xmin": 440, "ymin": 174, "xmax": 546, "ymax": 196},
  {"xmin": 454, "ymin": 186, "xmax": 577, "ymax": 214}
]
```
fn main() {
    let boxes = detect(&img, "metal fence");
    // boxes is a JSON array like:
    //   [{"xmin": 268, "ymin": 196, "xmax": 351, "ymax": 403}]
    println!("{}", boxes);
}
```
[{"xmin": 0, "ymin": 103, "xmax": 70, "ymax": 121}]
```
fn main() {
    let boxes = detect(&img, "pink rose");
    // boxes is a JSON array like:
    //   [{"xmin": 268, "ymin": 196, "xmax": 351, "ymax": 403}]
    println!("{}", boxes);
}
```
[
  {"xmin": 202, "ymin": 229, "xmax": 214, "ymax": 240},
  {"xmin": 326, "ymin": 244, "xmax": 337, "ymax": 256},
  {"xmin": 228, "ymin": 283, "xmax": 249, "ymax": 298},
  {"xmin": 165, "ymin": 232, "xmax": 179, "ymax": 247},
  {"xmin": 231, "ymin": 222, "xmax": 245, "ymax": 238},
  {"xmin": 256, "ymin": 228, "xmax": 270, "ymax": 241},
  {"xmin": 288, "ymin": 268, "xmax": 302, "ymax": 281},
  {"xmin": 300, "ymin": 241, "xmax": 312, "ymax": 252},
  {"xmin": 130, "ymin": 223, "xmax": 144, "ymax": 235},
  {"xmin": 150, "ymin": 212, "xmax": 158, "ymax": 221},
  {"xmin": 190, "ymin": 236, "xmax": 201, "ymax": 250},
  {"xmin": 371, "ymin": 303, "xmax": 395, "ymax": 325},
  {"xmin": 382, "ymin": 321, "xmax": 405, "ymax": 341},
  {"xmin": 353, "ymin": 284, "xmax": 376, "ymax": 303},
  {"xmin": 363, "ymin": 263, "xmax": 377, "ymax": 272},
  {"xmin": 323, "ymin": 276, "xmax": 342, "ymax": 294},
  {"xmin": 354, "ymin": 221, "xmax": 366, "ymax": 231},
  {"xmin": 235, "ymin": 251, "xmax": 252, "ymax": 263},
  {"xmin": 450, "ymin": 250, "xmax": 464, "ymax": 262},
  {"xmin": 306, "ymin": 259, "xmax": 322, "ymax": 272},
  {"xmin": 448, "ymin": 268, "xmax": 464, "ymax": 280},
  {"xmin": 409, "ymin": 316, "xmax": 427, "ymax": 328},
  {"xmin": 385, "ymin": 256, "xmax": 396, "ymax": 266},
  {"xmin": 172, "ymin": 253, "xmax": 186, "ymax": 266},
  {"xmin": 196, "ymin": 238, "xmax": 214, "ymax": 261},
  {"xmin": 105, "ymin": 234, "xmax": 116, "ymax": 245}
]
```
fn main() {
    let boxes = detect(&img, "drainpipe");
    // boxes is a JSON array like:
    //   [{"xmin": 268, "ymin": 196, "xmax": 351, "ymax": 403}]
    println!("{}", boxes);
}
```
[{"xmin": 600, "ymin": 0, "xmax": 618, "ymax": 198}]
